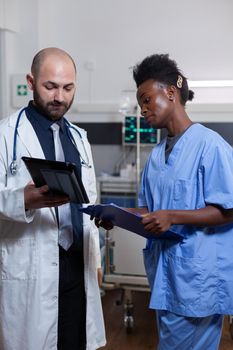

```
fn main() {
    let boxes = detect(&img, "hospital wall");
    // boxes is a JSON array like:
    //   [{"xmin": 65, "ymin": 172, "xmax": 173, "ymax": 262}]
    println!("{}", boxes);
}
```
[
  {"xmin": 0, "ymin": 0, "xmax": 233, "ymax": 176},
  {"xmin": 1, "ymin": 0, "xmax": 233, "ymax": 114}
]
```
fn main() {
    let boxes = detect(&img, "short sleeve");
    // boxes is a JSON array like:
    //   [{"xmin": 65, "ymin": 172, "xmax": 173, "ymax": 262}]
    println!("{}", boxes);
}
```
[{"xmin": 202, "ymin": 139, "xmax": 233, "ymax": 209}]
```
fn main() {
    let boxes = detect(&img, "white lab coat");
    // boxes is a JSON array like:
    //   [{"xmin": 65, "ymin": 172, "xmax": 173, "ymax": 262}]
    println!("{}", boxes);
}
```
[{"xmin": 0, "ymin": 109, "xmax": 106, "ymax": 350}]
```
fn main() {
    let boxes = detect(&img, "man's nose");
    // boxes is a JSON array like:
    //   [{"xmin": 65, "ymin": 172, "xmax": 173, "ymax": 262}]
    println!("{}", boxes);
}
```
[{"xmin": 54, "ymin": 89, "xmax": 64, "ymax": 102}]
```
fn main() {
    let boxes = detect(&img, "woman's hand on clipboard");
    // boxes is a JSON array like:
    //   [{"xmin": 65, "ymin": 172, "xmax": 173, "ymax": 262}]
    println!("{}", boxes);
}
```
[{"xmin": 92, "ymin": 216, "xmax": 114, "ymax": 231}]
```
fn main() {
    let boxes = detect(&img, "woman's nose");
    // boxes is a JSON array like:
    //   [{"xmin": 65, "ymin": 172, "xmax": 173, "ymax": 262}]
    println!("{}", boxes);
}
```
[{"xmin": 141, "ymin": 106, "xmax": 148, "ymax": 116}]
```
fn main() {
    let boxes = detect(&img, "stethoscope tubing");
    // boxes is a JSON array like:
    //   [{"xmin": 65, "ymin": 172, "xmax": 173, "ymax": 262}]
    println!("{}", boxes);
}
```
[
  {"xmin": 13, "ymin": 108, "xmax": 27, "ymax": 164},
  {"xmin": 64, "ymin": 119, "xmax": 91, "ymax": 168},
  {"xmin": 10, "ymin": 108, "xmax": 91, "ymax": 175}
]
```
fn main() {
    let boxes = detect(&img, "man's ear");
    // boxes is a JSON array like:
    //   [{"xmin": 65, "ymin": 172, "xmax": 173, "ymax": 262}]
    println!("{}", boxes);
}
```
[
  {"xmin": 26, "ymin": 74, "xmax": 34, "ymax": 91},
  {"xmin": 166, "ymin": 85, "xmax": 176, "ymax": 101}
]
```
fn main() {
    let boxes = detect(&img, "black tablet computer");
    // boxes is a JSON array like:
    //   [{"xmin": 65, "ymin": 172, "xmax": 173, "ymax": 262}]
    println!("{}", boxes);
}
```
[{"xmin": 22, "ymin": 156, "xmax": 89, "ymax": 203}]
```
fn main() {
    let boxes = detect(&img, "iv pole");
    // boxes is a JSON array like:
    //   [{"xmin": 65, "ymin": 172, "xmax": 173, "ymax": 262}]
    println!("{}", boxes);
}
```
[
  {"xmin": 135, "ymin": 103, "xmax": 142, "ymax": 203},
  {"xmin": 119, "ymin": 89, "xmax": 141, "ymax": 203}
]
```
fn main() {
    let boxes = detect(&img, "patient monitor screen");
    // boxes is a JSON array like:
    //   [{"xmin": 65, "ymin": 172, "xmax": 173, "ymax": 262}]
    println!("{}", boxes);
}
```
[{"xmin": 124, "ymin": 116, "xmax": 158, "ymax": 145}]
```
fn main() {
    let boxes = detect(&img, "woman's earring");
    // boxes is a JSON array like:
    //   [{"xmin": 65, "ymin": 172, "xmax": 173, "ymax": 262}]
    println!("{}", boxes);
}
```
[{"xmin": 177, "ymin": 75, "xmax": 183, "ymax": 88}]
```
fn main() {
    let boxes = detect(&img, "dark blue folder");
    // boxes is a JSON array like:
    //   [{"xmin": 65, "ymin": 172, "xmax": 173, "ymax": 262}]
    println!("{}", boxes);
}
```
[{"xmin": 79, "ymin": 203, "xmax": 184, "ymax": 240}]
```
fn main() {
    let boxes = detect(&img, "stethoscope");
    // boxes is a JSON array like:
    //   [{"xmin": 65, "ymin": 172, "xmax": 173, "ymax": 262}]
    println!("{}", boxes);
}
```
[{"xmin": 10, "ymin": 107, "xmax": 91, "ymax": 175}]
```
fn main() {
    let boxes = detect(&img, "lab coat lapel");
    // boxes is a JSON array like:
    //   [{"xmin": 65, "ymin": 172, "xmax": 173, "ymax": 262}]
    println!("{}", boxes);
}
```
[
  {"xmin": 17, "ymin": 111, "xmax": 45, "ymax": 159},
  {"xmin": 15, "ymin": 111, "xmax": 56, "ymax": 220}
]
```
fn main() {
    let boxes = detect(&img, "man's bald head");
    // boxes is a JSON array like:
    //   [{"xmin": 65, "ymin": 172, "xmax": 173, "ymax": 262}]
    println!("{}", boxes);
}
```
[
  {"xmin": 31, "ymin": 47, "xmax": 76, "ymax": 78},
  {"xmin": 27, "ymin": 47, "xmax": 77, "ymax": 120}
]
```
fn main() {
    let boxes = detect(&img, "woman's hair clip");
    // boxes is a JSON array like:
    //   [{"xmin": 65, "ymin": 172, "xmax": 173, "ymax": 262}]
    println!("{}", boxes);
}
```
[{"xmin": 177, "ymin": 75, "xmax": 183, "ymax": 88}]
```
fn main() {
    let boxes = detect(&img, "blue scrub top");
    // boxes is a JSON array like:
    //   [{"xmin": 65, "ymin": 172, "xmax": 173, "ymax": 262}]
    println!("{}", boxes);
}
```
[{"xmin": 139, "ymin": 123, "xmax": 233, "ymax": 317}]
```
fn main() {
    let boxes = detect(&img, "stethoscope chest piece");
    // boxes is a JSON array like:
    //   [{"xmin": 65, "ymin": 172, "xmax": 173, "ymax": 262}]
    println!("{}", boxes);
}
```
[
  {"xmin": 10, "ymin": 107, "xmax": 26, "ymax": 175},
  {"xmin": 10, "ymin": 160, "xmax": 18, "ymax": 175}
]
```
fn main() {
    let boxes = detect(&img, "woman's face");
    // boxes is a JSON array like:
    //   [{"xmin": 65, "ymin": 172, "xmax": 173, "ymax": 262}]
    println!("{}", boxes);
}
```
[{"xmin": 136, "ymin": 79, "xmax": 174, "ymax": 129}]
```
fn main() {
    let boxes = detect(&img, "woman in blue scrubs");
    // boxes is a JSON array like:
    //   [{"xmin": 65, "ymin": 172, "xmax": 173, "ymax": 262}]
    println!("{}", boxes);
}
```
[{"xmin": 131, "ymin": 54, "xmax": 233, "ymax": 349}]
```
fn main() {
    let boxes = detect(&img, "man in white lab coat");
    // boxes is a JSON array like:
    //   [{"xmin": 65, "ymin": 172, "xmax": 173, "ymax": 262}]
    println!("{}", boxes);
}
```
[{"xmin": 0, "ymin": 47, "xmax": 106, "ymax": 350}]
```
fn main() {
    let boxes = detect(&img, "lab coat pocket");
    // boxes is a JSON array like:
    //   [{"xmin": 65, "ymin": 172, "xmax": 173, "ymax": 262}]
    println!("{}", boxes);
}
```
[
  {"xmin": 165, "ymin": 253, "xmax": 203, "ymax": 308},
  {"xmin": 0, "ymin": 238, "xmax": 37, "ymax": 280}
]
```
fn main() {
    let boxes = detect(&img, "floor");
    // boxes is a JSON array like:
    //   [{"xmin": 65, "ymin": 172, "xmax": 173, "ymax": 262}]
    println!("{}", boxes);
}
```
[{"xmin": 99, "ymin": 289, "xmax": 233, "ymax": 350}]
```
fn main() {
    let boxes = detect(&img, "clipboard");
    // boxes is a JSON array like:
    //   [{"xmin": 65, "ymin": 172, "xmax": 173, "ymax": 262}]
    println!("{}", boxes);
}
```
[
  {"xmin": 22, "ymin": 156, "xmax": 89, "ymax": 203},
  {"xmin": 79, "ymin": 203, "xmax": 184, "ymax": 240}
]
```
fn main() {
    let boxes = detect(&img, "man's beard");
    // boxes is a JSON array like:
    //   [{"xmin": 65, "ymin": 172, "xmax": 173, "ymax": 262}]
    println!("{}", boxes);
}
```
[{"xmin": 33, "ymin": 90, "xmax": 74, "ymax": 120}]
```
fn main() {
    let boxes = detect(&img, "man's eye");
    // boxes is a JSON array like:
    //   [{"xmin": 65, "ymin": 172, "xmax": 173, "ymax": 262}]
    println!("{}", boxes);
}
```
[
  {"xmin": 65, "ymin": 86, "xmax": 74, "ymax": 92},
  {"xmin": 45, "ymin": 85, "xmax": 54, "ymax": 90}
]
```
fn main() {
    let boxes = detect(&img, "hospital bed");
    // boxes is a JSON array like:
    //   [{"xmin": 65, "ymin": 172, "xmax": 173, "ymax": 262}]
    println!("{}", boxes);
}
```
[
  {"xmin": 230, "ymin": 316, "xmax": 233, "ymax": 339},
  {"xmin": 97, "ymin": 176, "xmax": 150, "ymax": 333},
  {"xmin": 102, "ymin": 226, "xmax": 149, "ymax": 333}
]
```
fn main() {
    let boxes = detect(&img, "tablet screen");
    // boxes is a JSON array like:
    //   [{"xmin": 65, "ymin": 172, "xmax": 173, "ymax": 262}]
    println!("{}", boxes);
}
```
[{"xmin": 22, "ymin": 156, "xmax": 89, "ymax": 203}]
